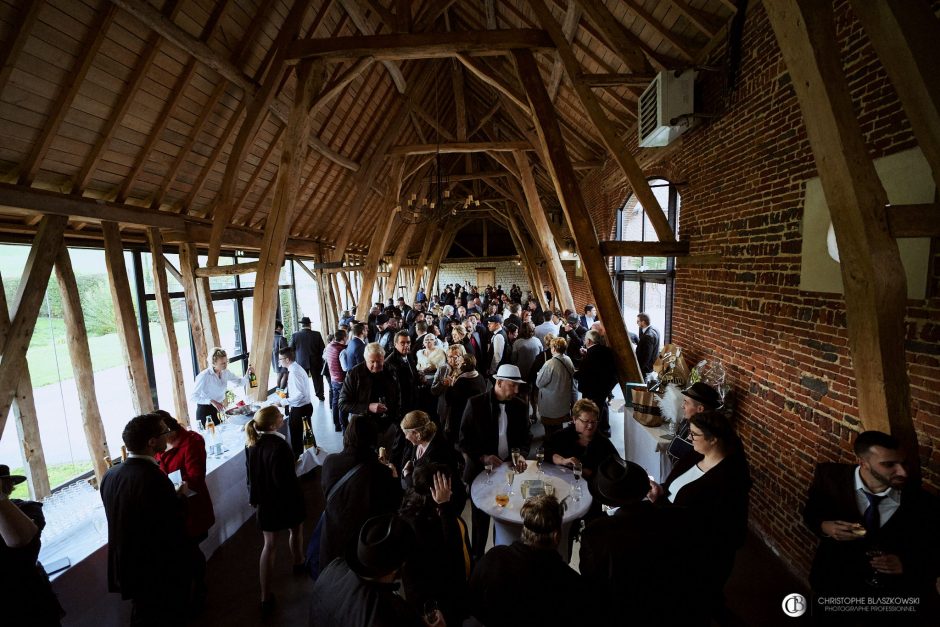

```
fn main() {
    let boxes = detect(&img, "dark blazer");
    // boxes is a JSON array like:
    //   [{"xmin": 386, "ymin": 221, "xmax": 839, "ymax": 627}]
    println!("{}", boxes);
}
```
[
  {"xmin": 290, "ymin": 328, "xmax": 325, "ymax": 372},
  {"xmin": 458, "ymin": 390, "xmax": 531, "ymax": 482},
  {"xmin": 574, "ymin": 343, "xmax": 618, "ymax": 402},
  {"xmin": 345, "ymin": 336, "xmax": 366, "ymax": 369},
  {"xmin": 246, "ymin": 433, "xmax": 305, "ymax": 532},
  {"xmin": 803, "ymin": 462, "xmax": 940, "ymax": 594},
  {"xmin": 100, "ymin": 458, "xmax": 188, "ymax": 599},
  {"xmin": 398, "ymin": 433, "xmax": 467, "ymax": 512},
  {"xmin": 338, "ymin": 362, "xmax": 400, "ymax": 427},
  {"xmin": 385, "ymin": 350, "xmax": 419, "ymax": 418},
  {"xmin": 271, "ymin": 332, "xmax": 288, "ymax": 371},
  {"xmin": 635, "ymin": 326, "xmax": 660, "ymax": 374}
]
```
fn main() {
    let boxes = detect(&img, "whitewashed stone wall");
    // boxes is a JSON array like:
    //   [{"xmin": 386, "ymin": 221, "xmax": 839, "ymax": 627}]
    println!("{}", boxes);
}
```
[{"xmin": 435, "ymin": 261, "xmax": 530, "ymax": 295}]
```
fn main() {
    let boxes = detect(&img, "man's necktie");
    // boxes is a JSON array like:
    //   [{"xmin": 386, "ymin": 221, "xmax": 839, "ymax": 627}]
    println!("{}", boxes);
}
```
[{"xmin": 863, "ymin": 492, "xmax": 885, "ymax": 532}]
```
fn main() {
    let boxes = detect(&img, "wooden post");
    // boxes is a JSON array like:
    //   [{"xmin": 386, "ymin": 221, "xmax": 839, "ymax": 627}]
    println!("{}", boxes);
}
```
[
  {"xmin": 0, "ymin": 274, "xmax": 50, "ymax": 498},
  {"xmin": 425, "ymin": 223, "xmax": 460, "ymax": 299},
  {"xmin": 146, "ymin": 229, "xmax": 190, "ymax": 425},
  {"xmin": 766, "ymin": 1, "xmax": 914, "ymax": 448},
  {"xmin": 409, "ymin": 224, "xmax": 437, "ymax": 304},
  {"xmin": 512, "ymin": 49, "xmax": 643, "ymax": 384},
  {"xmin": 249, "ymin": 60, "xmax": 323, "ymax": 399},
  {"xmin": 0, "ymin": 216, "xmax": 68, "ymax": 434},
  {"xmin": 385, "ymin": 222, "xmax": 416, "ymax": 302},
  {"xmin": 512, "ymin": 150, "xmax": 575, "ymax": 311},
  {"xmin": 356, "ymin": 208, "xmax": 398, "ymax": 315},
  {"xmin": 53, "ymin": 247, "xmax": 110, "ymax": 484},
  {"xmin": 102, "ymin": 222, "xmax": 154, "ymax": 415},
  {"xmin": 177, "ymin": 243, "xmax": 209, "ymax": 371},
  {"xmin": 326, "ymin": 272, "xmax": 341, "ymax": 330}
]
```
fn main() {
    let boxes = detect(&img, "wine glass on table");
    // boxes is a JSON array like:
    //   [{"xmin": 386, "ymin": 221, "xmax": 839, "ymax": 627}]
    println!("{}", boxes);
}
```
[
  {"xmin": 511, "ymin": 448, "xmax": 523, "ymax": 473},
  {"xmin": 536, "ymin": 446, "xmax": 545, "ymax": 476},
  {"xmin": 506, "ymin": 469, "xmax": 516, "ymax": 496},
  {"xmin": 484, "ymin": 461, "xmax": 494, "ymax": 485}
]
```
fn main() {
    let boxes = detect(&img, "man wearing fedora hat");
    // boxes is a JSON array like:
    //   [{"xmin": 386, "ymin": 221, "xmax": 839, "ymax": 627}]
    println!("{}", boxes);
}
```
[
  {"xmin": 459, "ymin": 363, "xmax": 531, "ymax": 560},
  {"xmin": 310, "ymin": 513, "xmax": 441, "ymax": 626},
  {"xmin": 289, "ymin": 316, "xmax": 326, "ymax": 401},
  {"xmin": 2, "ymin": 464, "xmax": 64, "ymax": 626},
  {"xmin": 579, "ymin": 455, "xmax": 687, "ymax": 624},
  {"xmin": 668, "ymin": 382, "xmax": 722, "ymax": 462}
]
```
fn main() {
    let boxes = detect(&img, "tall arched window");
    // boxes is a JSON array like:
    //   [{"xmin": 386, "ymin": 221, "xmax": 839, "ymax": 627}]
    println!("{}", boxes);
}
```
[{"xmin": 614, "ymin": 178, "xmax": 680, "ymax": 342}]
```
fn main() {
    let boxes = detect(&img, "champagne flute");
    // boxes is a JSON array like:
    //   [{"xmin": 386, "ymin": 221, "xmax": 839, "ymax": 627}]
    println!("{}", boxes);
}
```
[
  {"xmin": 511, "ymin": 448, "xmax": 522, "ymax": 471},
  {"xmin": 506, "ymin": 469, "xmax": 516, "ymax": 496},
  {"xmin": 865, "ymin": 543, "xmax": 885, "ymax": 588},
  {"xmin": 484, "ymin": 461, "xmax": 494, "ymax": 485},
  {"xmin": 572, "ymin": 461, "xmax": 583, "ymax": 502},
  {"xmin": 536, "ymin": 446, "xmax": 545, "ymax": 476},
  {"xmin": 423, "ymin": 600, "xmax": 441, "ymax": 624}
]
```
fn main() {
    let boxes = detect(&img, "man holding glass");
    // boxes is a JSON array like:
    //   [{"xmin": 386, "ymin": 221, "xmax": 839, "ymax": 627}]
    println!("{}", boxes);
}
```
[{"xmin": 458, "ymin": 364, "xmax": 531, "ymax": 560}]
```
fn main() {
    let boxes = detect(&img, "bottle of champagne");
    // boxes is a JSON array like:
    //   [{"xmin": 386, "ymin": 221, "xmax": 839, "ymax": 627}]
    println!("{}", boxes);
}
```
[
  {"xmin": 302, "ymin": 418, "xmax": 316, "ymax": 450},
  {"xmin": 248, "ymin": 368, "xmax": 258, "ymax": 389}
]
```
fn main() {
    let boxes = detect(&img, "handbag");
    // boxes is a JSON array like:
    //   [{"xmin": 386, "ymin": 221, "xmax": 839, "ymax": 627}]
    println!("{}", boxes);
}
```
[
  {"xmin": 304, "ymin": 462, "xmax": 364, "ymax": 580},
  {"xmin": 631, "ymin": 388, "xmax": 664, "ymax": 427},
  {"xmin": 667, "ymin": 419, "xmax": 693, "ymax": 461}
]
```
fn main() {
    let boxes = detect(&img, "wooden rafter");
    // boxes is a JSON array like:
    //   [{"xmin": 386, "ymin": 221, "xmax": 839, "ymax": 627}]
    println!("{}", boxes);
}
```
[
  {"xmin": 528, "ymin": 0, "xmax": 675, "ymax": 242},
  {"xmin": 664, "ymin": 0, "xmax": 724, "ymax": 39},
  {"xmin": 388, "ymin": 141, "xmax": 533, "ymax": 156},
  {"xmin": 338, "ymin": 0, "xmax": 407, "ymax": 92},
  {"xmin": 0, "ymin": 0, "xmax": 46, "ymax": 100},
  {"xmin": 570, "ymin": 0, "xmax": 657, "ymax": 72},
  {"xmin": 233, "ymin": 125, "xmax": 286, "ymax": 216},
  {"xmin": 456, "ymin": 53, "xmax": 531, "ymax": 115},
  {"xmin": 598, "ymin": 240, "xmax": 690, "ymax": 256},
  {"xmin": 285, "ymin": 29, "xmax": 554, "ymax": 62},
  {"xmin": 583, "ymin": 73, "xmax": 656, "ymax": 88},
  {"xmin": 415, "ymin": 0, "xmax": 459, "ymax": 31},
  {"xmin": 623, "ymin": 0, "xmax": 696, "ymax": 61},
  {"xmin": 547, "ymin": 2, "xmax": 581, "ymax": 100},
  {"xmin": 18, "ymin": 4, "xmax": 118, "ymax": 186},
  {"xmin": 766, "ymin": 0, "xmax": 913, "ymax": 447}
]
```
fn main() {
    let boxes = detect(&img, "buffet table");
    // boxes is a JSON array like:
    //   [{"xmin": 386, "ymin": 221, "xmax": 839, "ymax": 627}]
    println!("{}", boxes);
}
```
[
  {"xmin": 470, "ymin": 460, "xmax": 591, "ymax": 561},
  {"xmin": 623, "ymin": 415, "xmax": 675, "ymax": 483}
]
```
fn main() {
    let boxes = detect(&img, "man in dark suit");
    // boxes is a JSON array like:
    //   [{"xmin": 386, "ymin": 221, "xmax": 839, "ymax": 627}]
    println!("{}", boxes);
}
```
[
  {"xmin": 634, "ymin": 312, "xmax": 660, "ymax": 376},
  {"xmin": 289, "ymin": 316, "xmax": 326, "ymax": 400},
  {"xmin": 346, "ymin": 322, "xmax": 368, "ymax": 370},
  {"xmin": 574, "ymin": 329, "xmax": 618, "ymax": 437},
  {"xmin": 803, "ymin": 430, "xmax": 940, "ymax": 606},
  {"xmin": 459, "ymin": 364, "xmax": 531, "ymax": 560},
  {"xmin": 101, "ymin": 413, "xmax": 190, "ymax": 625},
  {"xmin": 578, "ymin": 304, "xmax": 597, "ymax": 330}
]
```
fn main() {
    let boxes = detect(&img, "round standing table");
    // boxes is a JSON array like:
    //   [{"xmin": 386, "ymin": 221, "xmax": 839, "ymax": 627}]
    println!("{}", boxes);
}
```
[{"xmin": 470, "ymin": 460, "xmax": 592, "ymax": 561}]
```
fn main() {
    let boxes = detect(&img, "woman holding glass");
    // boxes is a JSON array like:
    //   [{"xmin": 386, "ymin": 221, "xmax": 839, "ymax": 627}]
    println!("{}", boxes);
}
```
[
  {"xmin": 430, "ymin": 344, "xmax": 465, "ymax": 440},
  {"xmin": 545, "ymin": 398, "xmax": 617, "ymax": 494},
  {"xmin": 191, "ymin": 347, "xmax": 253, "ymax": 426},
  {"xmin": 417, "ymin": 333, "xmax": 448, "ymax": 374}
]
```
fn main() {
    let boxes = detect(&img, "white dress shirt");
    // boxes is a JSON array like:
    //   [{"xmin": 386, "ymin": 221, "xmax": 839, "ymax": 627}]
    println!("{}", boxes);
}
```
[
  {"xmin": 281, "ymin": 361, "xmax": 312, "ymax": 408},
  {"xmin": 854, "ymin": 466, "xmax": 901, "ymax": 527},
  {"xmin": 191, "ymin": 367, "xmax": 250, "ymax": 405}
]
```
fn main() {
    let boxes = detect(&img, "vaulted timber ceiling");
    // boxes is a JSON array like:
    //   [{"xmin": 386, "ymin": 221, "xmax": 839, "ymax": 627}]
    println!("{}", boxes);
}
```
[{"xmin": 0, "ymin": 0, "xmax": 737, "ymax": 259}]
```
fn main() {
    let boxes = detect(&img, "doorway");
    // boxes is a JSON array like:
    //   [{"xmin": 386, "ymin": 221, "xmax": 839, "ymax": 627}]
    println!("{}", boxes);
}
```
[{"xmin": 476, "ymin": 268, "xmax": 496, "ymax": 289}]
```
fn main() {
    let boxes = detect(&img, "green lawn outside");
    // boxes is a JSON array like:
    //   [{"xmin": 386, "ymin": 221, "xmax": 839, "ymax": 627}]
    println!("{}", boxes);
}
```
[{"xmin": 8, "ymin": 461, "xmax": 93, "ymax": 500}]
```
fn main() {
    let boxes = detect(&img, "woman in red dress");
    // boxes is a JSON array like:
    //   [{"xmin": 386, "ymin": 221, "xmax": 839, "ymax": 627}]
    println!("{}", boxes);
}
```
[{"xmin": 154, "ymin": 410, "xmax": 215, "ymax": 608}]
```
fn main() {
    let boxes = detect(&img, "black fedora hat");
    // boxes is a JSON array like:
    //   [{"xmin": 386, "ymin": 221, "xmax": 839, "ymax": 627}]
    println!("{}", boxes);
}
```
[
  {"xmin": 595, "ymin": 455, "xmax": 651, "ymax": 507},
  {"xmin": 346, "ymin": 514, "xmax": 415, "ymax": 579},
  {"xmin": 300, "ymin": 316, "xmax": 312, "ymax": 325},
  {"xmin": 681, "ymin": 382, "xmax": 721, "ymax": 409},
  {"xmin": 0, "ymin": 464, "xmax": 27, "ymax": 486}
]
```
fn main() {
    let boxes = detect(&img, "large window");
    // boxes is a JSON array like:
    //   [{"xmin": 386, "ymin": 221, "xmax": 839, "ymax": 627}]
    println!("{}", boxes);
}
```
[{"xmin": 615, "ymin": 178, "xmax": 681, "ymax": 342}]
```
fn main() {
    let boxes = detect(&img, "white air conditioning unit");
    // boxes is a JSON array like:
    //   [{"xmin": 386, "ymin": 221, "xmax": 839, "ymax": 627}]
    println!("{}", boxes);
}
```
[{"xmin": 637, "ymin": 70, "xmax": 696, "ymax": 148}]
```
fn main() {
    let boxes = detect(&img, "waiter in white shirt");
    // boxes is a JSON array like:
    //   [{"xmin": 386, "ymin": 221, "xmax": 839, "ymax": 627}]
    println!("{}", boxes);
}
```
[
  {"xmin": 191, "ymin": 347, "xmax": 253, "ymax": 426},
  {"xmin": 277, "ymin": 347, "xmax": 315, "ymax": 458}
]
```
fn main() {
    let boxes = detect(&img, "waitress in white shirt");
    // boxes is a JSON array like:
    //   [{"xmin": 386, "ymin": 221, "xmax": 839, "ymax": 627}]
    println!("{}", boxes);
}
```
[
  {"xmin": 192, "ymin": 347, "xmax": 253, "ymax": 426},
  {"xmin": 276, "ymin": 347, "xmax": 315, "ymax": 458}
]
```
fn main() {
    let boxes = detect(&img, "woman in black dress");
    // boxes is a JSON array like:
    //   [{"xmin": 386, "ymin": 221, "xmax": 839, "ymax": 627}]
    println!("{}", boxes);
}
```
[
  {"xmin": 245, "ymin": 405, "xmax": 305, "ymax": 613},
  {"xmin": 398, "ymin": 411, "xmax": 467, "ymax": 513}
]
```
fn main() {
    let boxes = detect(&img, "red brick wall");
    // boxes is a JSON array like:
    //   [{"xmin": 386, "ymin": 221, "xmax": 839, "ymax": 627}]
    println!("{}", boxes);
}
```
[{"xmin": 573, "ymin": 1, "xmax": 939, "ymax": 581}]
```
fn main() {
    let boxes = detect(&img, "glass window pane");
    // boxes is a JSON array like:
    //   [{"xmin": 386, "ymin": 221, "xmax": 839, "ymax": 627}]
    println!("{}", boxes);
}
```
[
  {"xmin": 642, "ymin": 282, "xmax": 668, "ymax": 338},
  {"xmin": 620, "ymin": 281, "xmax": 641, "ymax": 331},
  {"xmin": 162, "ymin": 253, "xmax": 185, "ymax": 292},
  {"xmin": 214, "ymin": 299, "xmax": 241, "ymax": 357},
  {"xmin": 280, "ymin": 287, "xmax": 296, "ymax": 341},
  {"xmin": 197, "ymin": 255, "xmax": 237, "ymax": 290},
  {"xmin": 149, "ymin": 300, "xmax": 197, "ymax": 418},
  {"xmin": 294, "ymin": 263, "xmax": 322, "ymax": 332}
]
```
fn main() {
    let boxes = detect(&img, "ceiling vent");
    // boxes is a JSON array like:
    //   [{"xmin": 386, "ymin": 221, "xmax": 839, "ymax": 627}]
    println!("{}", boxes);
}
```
[{"xmin": 638, "ymin": 70, "xmax": 696, "ymax": 148}]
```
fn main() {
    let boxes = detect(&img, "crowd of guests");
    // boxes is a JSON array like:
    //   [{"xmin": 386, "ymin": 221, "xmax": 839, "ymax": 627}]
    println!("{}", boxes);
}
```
[{"xmin": 7, "ymin": 286, "xmax": 938, "ymax": 626}]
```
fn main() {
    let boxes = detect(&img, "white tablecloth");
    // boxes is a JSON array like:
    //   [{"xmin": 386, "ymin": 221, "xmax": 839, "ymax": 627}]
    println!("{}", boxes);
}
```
[
  {"xmin": 470, "ymin": 460, "xmax": 592, "ymax": 560},
  {"xmin": 295, "ymin": 446, "xmax": 332, "ymax": 476},
  {"xmin": 624, "ymin": 415, "xmax": 675, "ymax": 483}
]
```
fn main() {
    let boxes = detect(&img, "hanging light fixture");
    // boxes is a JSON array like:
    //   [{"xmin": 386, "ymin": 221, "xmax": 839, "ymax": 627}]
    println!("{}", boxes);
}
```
[{"xmin": 398, "ymin": 61, "xmax": 480, "ymax": 225}]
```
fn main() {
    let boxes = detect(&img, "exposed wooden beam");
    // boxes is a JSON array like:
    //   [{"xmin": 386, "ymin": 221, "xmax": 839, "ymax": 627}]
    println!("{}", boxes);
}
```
[
  {"xmin": 624, "ymin": 0, "xmax": 696, "ymax": 61},
  {"xmin": 766, "ymin": 0, "xmax": 913, "ymax": 447},
  {"xmin": 570, "ymin": 0, "xmax": 652, "ymax": 72},
  {"xmin": 0, "ymin": 272, "xmax": 51, "ymax": 498},
  {"xmin": 389, "ymin": 141, "xmax": 533, "ymax": 156},
  {"xmin": 484, "ymin": 0, "xmax": 497, "ymax": 29},
  {"xmin": 513, "ymin": 150, "xmax": 574, "ymax": 312},
  {"xmin": 528, "ymin": 0, "xmax": 676, "ymax": 243},
  {"xmin": 364, "ymin": 0, "xmax": 396, "ymax": 29},
  {"xmin": 249, "ymin": 59, "xmax": 323, "ymax": 398},
  {"xmin": 849, "ymin": 0, "xmax": 940, "ymax": 190},
  {"xmin": 177, "ymin": 243, "xmax": 211, "ymax": 371},
  {"xmin": 455, "ymin": 53, "xmax": 532, "ymax": 115},
  {"xmin": 356, "ymin": 207, "xmax": 399, "ymax": 314},
  {"xmin": 547, "ymin": 2, "xmax": 581, "ymax": 100},
  {"xmin": 452, "ymin": 60, "xmax": 468, "ymax": 141},
  {"xmin": 396, "ymin": 0, "xmax": 411, "ymax": 32},
  {"xmin": 163, "ymin": 255, "xmax": 183, "ymax": 284},
  {"xmin": 311, "ymin": 56, "xmax": 376, "ymax": 114},
  {"xmin": 102, "ymin": 222, "xmax": 155, "ymax": 415},
  {"xmin": 0, "ymin": 0, "xmax": 45, "ymax": 97},
  {"xmin": 513, "ymin": 48, "xmax": 643, "ymax": 385},
  {"xmin": 0, "ymin": 216, "xmax": 67, "ymax": 436},
  {"xmin": 285, "ymin": 29, "xmax": 555, "ymax": 62},
  {"xmin": 598, "ymin": 240, "xmax": 691, "ymax": 256},
  {"xmin": 194, "ymin": 261, "xmax": 262, "ymax": 278},
  {"xmin": 582, "ymin": 73, "xmax": 656, "ymax": 88},
  {"xmin": 338, "ymin": 0, "xmax": 407, "ymax": 92},
  {"xmin": 409, "ymin": 224, "xmax": 437, "ymax": 303},
  {"xmin": 415, "ymin": 0, "xmax": 458, "ymax": 31},
  {"xmin": 18, "ymin": 5, "xmax": 117, "ymax": 185},
  {"xmin": 887, "ymin": 203, "xmax": 940, "ymax": 237},
  {"xmin": 470, "ymin": 100, "xmax": 501, "ymax": 137},
  {"xmin": 664, "ymin": 0, "xmax": 724, "ymax": 39}
]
